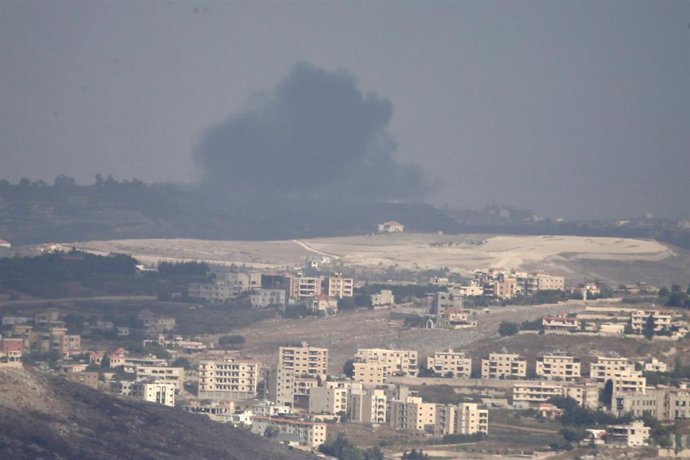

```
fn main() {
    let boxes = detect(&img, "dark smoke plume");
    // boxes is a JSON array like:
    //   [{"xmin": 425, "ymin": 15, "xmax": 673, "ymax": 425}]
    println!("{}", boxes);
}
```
[{"xmin": 194, "ymin": 63, "xmax": 431, "ymax": 202}]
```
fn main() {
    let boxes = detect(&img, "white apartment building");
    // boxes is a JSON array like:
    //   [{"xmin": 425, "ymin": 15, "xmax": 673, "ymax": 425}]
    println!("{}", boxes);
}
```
[
  {"xmin": 481, "ymin": 352, "xmax": 527, "ymax": 379},
  {"xmin": 251, "ymin": 416, "xmax": 327, "ymax": 449},
  {"xmin": 325, "ymin": 274, "xmax": 354, "ymax": 298},
  {"xmin": 279, "ymin": 343, "xmax": 329, "ymax": 378},
  {"xmin": 249, "ymin": 289, "xmax": 286, "ymax": 308},
  {"xmin": 536, "ymin": 353, "xmax": 581, "ymax": 381},
  {"xmin": 589, "ymin": 356, "xmax": 646, "ymax": 394},
  {"xmin": 354, "ymin": 348, "xmax": 418, "ymax": 379},
  {"xmin": 197, "ymin": 358, "xmax": 261, "ymax": 400},
  {"xmin": 427, "ymin": 349, "xmax": 472, "ymax": 378},
  {"xmin": 132, "ymin": 380, "xmax": 176, "ymax": 407}
]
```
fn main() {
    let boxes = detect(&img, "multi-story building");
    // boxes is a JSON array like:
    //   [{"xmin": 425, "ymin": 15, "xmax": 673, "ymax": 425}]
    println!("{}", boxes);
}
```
[
  {"xmin": 0, "ymin": 337, "xmax": 23, "ymax": 366},
  {"xmin": 187, "ymin": 282, "xmax": 235, "ymax": 303},
  {"xmin": 197, "ymin": 358, "xmax": 261, "ymax": 401},
  {"xmin": 427, "ymin": 349, "xmax": 472, "ymax": 378},
  {"xmin": 309, "ymin": 295, "xmax": 338, "ymax": 314},
  {"xmin": 132, "ymin": 380, "xmax": 176, "ymax": 407},
  {"xmin": 606, "ymin": 421, "xmax": 650, "ymax": 447},
  {"xmin": 279, "ymin": 343, "xmax": 329, "ymax": 378},
  {"xmin": 525, "ymin": 273, "xmax": 565, "ymax": 293},
  {"xmin": 354, "ymin": 348, "xmax": 418, "ymax": 379},
  {"xmin": 135, "ymin": 366, "xmax": 184, "ymax": 392},
  {"xmin": 612, "ymin": 385, "xmax": 690, "ymax": 421},
  {"xmin": 349, "ymin": 387, "xmax": 388, "ymax": 425},
  {"xmin": 287, "ymin": 276, "xmax": 322, "ymax": 300},
  {"xmin": 249, "ymin": 288, "xmax": 286, "ymax": 308},
  {"xmin": 309, "ymin": 386, "xmax": 350, "ymax": 415},
  {"xmin": 536, "ymin": 353, "xmax": 581, "ymax": 381},
  {"xmin": 389, "ymin": 396, "xmax": 436, "ymax": 432},
  {"xmin": 324, "ymin": 274, "xmax": 354, "ymax": 298},
  {"xmin": 542, "ymin": 316, "xmax": 580, "ymax": 333},
  {"xmin": 512, "ymin": 381, "xmax": 565, "ymax": 405},
  {"xmin": 631, "ymin": 309, "xmax": 672, "ymax": 333},
  {"xmin": 454, "ymin": 403, "xmax": 489, "ymax": 435},
  {"xmin": 481, "ymin": 352, "xmax": 527, "ymax": 379},
  {"xmin": 589, "ymin": 356, "xmax": 646, "ymax": 394},
  {"xmin": 352, "ymin": 361, "xmax": 386, "ymax": 385},
  {"xmin": 251, "ymin": 417, "xmax": 327, "ymax": 449}
]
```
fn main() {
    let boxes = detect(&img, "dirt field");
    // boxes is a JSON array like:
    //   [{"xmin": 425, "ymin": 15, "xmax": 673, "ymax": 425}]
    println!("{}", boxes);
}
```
[
  {"xmin": 61, "ymin": 233, "xmax": 689, "ymax": 285},
  {"xmin": 230, "ymin": 302, "xmax": 578, "ymax": 373}
]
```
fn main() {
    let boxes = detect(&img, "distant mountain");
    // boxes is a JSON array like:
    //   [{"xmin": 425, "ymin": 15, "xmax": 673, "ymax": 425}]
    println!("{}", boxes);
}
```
[
  {"xmin": 0, "ymin": 367, "xmax": 314, "ymax": 460},
  {"xmin": 0, "ymin": 179, "xmax": 459, "ymax": 245}
]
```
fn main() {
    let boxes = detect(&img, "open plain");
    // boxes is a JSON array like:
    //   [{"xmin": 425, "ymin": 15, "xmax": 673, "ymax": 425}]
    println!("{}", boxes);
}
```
[{"xmin": 62, "ymin": 233, "xmax": 689, "ymax": 285}]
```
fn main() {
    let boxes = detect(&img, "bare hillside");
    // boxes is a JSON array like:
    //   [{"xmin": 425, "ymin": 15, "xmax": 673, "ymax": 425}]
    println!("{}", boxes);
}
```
[{"xmin": 0, "ymin": 368, "xmax": 315, "ymax": 460}]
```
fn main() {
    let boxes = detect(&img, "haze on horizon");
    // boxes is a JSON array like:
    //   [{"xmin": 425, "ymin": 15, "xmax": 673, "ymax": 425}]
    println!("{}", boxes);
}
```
[{"xmin": 1, "ymin": 0, "xmax": 688, "ymax": 220}]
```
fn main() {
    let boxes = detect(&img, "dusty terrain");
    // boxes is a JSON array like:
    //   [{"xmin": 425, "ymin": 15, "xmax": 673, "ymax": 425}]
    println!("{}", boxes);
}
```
[{"xmin": 62, "ymin": 233, "xmax": 689, "ymax": 285}]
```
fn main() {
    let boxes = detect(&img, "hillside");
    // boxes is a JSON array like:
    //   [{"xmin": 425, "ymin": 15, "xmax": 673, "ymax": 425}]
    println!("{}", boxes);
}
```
[{"xmin": 0, "ymin": 368, "xmax": 314, "ymax": 460}]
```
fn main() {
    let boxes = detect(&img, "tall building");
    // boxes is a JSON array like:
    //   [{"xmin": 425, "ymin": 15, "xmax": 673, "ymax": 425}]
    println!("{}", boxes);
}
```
[
  {"xmin": 481, "ymin": 352, "xmax": 527, "ymax": 379},
  {"xmin": 197, "ymin": 358, "xmax": 261, "ymax": 400},
  {"xmin": 354, "ymin": 348, "xmax": 418, "ymax": 381},
  {"xmin": 325, "ymin": 274, "xmax": 354, "ymax": 298},
  {"xmin": 535, "ymin": 353, "xmax": 581, "ymax": 381},
  {"xmin": 427, "ymin": 349, "xmax": 472, "ymax": 378}
]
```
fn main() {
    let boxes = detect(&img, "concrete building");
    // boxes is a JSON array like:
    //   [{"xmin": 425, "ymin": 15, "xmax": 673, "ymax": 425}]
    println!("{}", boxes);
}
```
[
  {"xmin": 354, "ymin": 348, "xmax": 418, "ymax": 380},
  {"xmin": 435, "ymin": 308, "xmax": 477, "ymax": 329},
  {"xmin": 536, "ymin": 353, "xmax": 581, "ymax": 381},
  {"xmin": 590, "ymin": 356, "xmax": 646, "ymax": 394},
  {"xmin": 252, "ymin": 416, "xmax": 327, "ymax": 449},
  {"xmin": 135, "ymin": 366, "xmax": 184, "ymax": 392},
  {"xmin": 378, "ymin": 221, "xmax": 404, "ymax": 233},
  {"xmin": 0, "ymin": 337, "xmax": 23, "ymax": 366},
  {"xmin": 308, "ymin": 295, "xmax": 338, "ymax": 314},
  {"xmin": 606, "ymin": 421, "xmax": 650, "ymax": 447},
  {"xmin": 513, "ymin": 381, "xmax": 598, "ymax": 409},
  {"xmin": 309, "ymin": 386, "xmax": 349, "ymax": 415},
  {"xmin": 542, "ymin": 316, "xmax": 580, "ymax": 334},
  {"xmin": 349, "ymin": 387, "xmax": 388, "ymax": 425},
  {"xmin": 132, "ymin": 380, "xmax": 176, "ymax": 407},
  {"xmin": 271, "ymin": 343, "xmax": 329, "ymax": 406},
  {"xmin": 287, "ymin": 276, "xmax": 322, "ymax": 300},
  {"xmin": 324, "ymin": 274, "xmax": 354, "ymax": 298},
  {"xmin": 454, "ymin": 403, "xmax": 489, "ymax": 435},
  {"xmin": 249, "ymin": 289, "xmax": 286, "ymax": 308},
  {"xmin": 631, "ymin": 309, "xmax": 672, "ymax": 334},
  {"xmin": 526, "ymin": 273, "xmax": 565, "ymax": 293},
  {"xmin": 389, "ymin": 396, "xmax": 436, "ymax": 432},
  {"xmin": 481, "ymin": 352, "xmax": 527, "ymax": 380},
  {"xmin": 198, "ymin": 357, "xmax": 261, "ymax": 400},
  {"xmin": 370, "ymin": 290, "xmax": 395, "ymax": 308},
  {"xmin": 352, "ymin": 361, "xmax": 387, "ymax": 385},
  {"xmin": 427, "ymin": 349, "xmax": 472, "ymax": 378},
  {"xmin": 65, "ymin": 371, "xmax": 99, "ymax": 389}
]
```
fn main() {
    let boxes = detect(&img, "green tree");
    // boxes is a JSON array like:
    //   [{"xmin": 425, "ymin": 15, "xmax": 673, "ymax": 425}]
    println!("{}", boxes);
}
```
[
  {"xmin": 218, "ymin": 334, "xmax": 245, "ymax": 349},
  {"xmin": 643, "ymin": 314, "xmax": 655, "ymax": 340},
  {"xmin": 171, "ymin": 357, "xmax": 192, "ymax": 370},
  {"xmin": 498, "ymin": 321, "xmax": 519, "ymax": 336},
  {"xmin": 343, "ymin": 359, "xmax": 355, "ymax": 378}
]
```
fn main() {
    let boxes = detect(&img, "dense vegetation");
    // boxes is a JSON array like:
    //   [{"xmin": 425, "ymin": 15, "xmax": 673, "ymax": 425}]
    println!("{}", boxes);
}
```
[{"xmin": 0, "ymin": 250, "xmax": 210, "ymax": 298}]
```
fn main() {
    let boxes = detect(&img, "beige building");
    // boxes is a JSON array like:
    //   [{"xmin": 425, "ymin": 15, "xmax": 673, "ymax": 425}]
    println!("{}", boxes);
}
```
[
  {"xmin": 513, "ymin": 381, "xmax": 598, "ymax": 409},
  {"xmin": 279, "ymin": 343, "xmax": 329, "ymax": 378},
  {"xmin": 325, "ymin": 274, "xmax": 354, "ymax": 298},
  {"xmin": 352, "ymin": 361, "xmax": 387, "ymax": 385},
  {"xmin": 606, "ymin": 421, "xmax": 650, "ymax": 447},
  {"xmin": 542, "ymin": 316, "xmax": 580, "ymax": 333},
  {"xmin": 536, "ymin": 353, "xmax": 581, "ymax": 381},
  {"xmin": 309, "ymin": 386, "xmax": 350, "ymax": 415},
  {"xmin": 389, "ymin": 396, "xmax": 437, "ymax": 432},
  {"xmin": 427, "ymin": 349, "xmax": 472, "ymax": 378},
  {"xmin": 612, "ymin": 385, "xmax": 690, "ymax": 421},
  {"xmin": 481, "ymin": 352, "xmax": 527, "ymax": 379},
  {"xmin": 251, "ymin": 416, "xmax": 327, "ymax": 449},
  {"xmin": 590, "ymin": 356, "xmax": 646, "ymax": 394},
  {"xmin": 631, "ymin": 309, "xmax": 672, "ymax": 333},
  {"xmin": 309, "ymin": 295, "xmax": 338, "ymax": 314},
  {"xmin": 526, "ymin": 273, "xmax": 565, "ymax": 293},
  {"xmin": 354, "ymin": 348, "xmax": 418, "ymax": 379},
  {"xmin": 349, "ymin": 387, "xmax": 388, "ymax": 424},
  {"xmin": 287, "ymin": 276, "xmax": 322, "ymax": 300},
  {"xmin": 135, "ymin": 366, "xmax": 184, "ymax": 392},
  {"xmin": 435, "ymin": 308, "xmax": 477, "ymax": 329},
  {"xmin": 371, "ymin": 290, "xmax": 395, "ymax": 307},
  {"xmin": 198, "ymin": 357, "xmax": 261, "ymax": 400}
]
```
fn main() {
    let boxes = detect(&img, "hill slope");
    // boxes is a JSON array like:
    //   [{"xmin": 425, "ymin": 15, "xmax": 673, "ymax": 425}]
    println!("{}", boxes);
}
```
[{"xmin": 0, "ymin": 368, "xmax": 314, "ymax": 460}]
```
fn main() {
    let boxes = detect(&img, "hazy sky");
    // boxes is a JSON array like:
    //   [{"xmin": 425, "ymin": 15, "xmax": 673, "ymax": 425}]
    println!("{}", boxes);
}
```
[{"xmin": 1, "ymin": 0, "xmax": 688, "ymax": 219}]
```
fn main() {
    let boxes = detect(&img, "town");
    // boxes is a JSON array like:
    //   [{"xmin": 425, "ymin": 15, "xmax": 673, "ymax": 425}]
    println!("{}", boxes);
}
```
[{"xmin": 1, "ymin": 241, "xmax": 689, "ymax": 459}]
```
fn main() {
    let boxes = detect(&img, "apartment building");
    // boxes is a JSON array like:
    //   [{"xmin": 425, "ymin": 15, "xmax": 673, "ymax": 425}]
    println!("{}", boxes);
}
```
[
  {"xmin": 309, "ymin": 386, "xmax": 349, "ymax": 415},
  {"xmin": 132, "ymin": 380, "xmax": 176, "ymax": 407},
  {"xmin": 427, "ymin": 349, "xmax": 472, "ymax": 378},
  {"xmin": 187, "ymin": 282, "xmax": 235, "ymax": 303},
  {"xmin": 279, "ymin": 343, "xmax": 329, "ymax": 378},
  {"xmin": 526, "ymin": 273, "xmax": 565, "ymax": 293},
  {"xmin": 542, "ymin": 316, "xmax": 580, "ymax": 334},
  {"xmin": 249, "ymin": 288, "xmax": 286, "ymax": 308},
  {"xmin": 135, "ymin": 366, "xmax": 184, "ymax": 392},
  {"xmin": 353, "ymin": 361, "xmax": 387, "ymax": 385},
  {"xmin": 0, "ymin": 337, "xmax": 23, "ymax": 366},
  {"xmin": 631, "ymin": 309, "xmax": 672, "ymax": 333},
  {"xmin": 197, "ymin": 358, "xmax": 261, "ymax": 400},
  {"xmin": 454, "ymin": 403, "xmax": 489, "ymax": 435},
  {"xmin": 325, "ymin": 274, "xmax": 354, "ymax": 298},
  {"xmin": 389, "ymin": 396, "xmax": 436, "ymax": 432},
  {"xmin": 563, "ymin": 381, "xmax": 600, "ymax": 410},
  {"xmin": 309, "ymin": 295, "xmax": 338, "ymax": 314},
  {"xmin": 481, "ymin": 352, "xmax": 527, "ymax": 379},
  {"xmin": 354, "ymin": 348, "xmax": 418, "ymax": 379},
  {"xmin": 589, "ymin": 356, "xmax": 646, "ymax": 394},
  {"xmin": 251, "ymin": 417, "xmax": 327, "ymax": 449},
  {"xmin": 349, "ymin": 387, "xmax": 388, "ymax": 425},
  {"xmin": 512, "ymin": 380, "xmax": 598, "ymax": 409},
  {"xmin": 612, "ymin": 385, "xmax": 690, "ymax": 421},
  {"xmin": 606, "ymin": 421, "xmax": 650, "ymax": 447},
  {"xmin": 536, "ymin": 353, "xmax": 581, "ymax": 381},
  {"xmin": 287, "ymin": 276, "xmax": 322, "ymax": 300}
]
